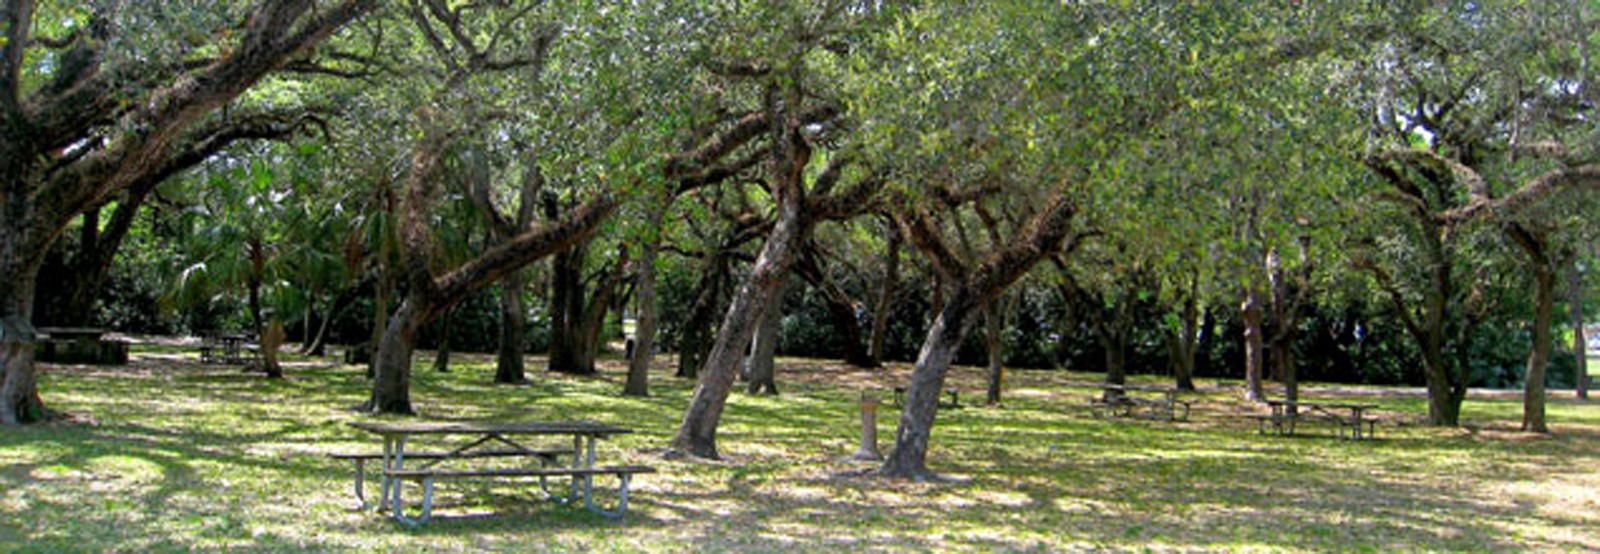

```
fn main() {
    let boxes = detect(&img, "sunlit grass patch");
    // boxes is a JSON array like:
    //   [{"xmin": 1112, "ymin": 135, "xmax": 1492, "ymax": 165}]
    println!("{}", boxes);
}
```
[{"xmin": 2, "ymin": 345, "xmax": 1597, "ymax": 552}]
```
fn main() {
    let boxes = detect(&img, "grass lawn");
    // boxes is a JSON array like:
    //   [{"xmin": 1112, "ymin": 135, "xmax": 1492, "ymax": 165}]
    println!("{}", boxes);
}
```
[{"xmin": 2, "ymin": 343, "xmax": 1597, "ymax": 552}]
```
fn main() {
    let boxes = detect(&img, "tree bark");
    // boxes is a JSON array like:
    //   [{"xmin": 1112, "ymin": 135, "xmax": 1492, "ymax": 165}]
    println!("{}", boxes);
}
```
[
  {"xmin": 1167, "ymin": 272, "xmax": 1200, "ymax": 391},
  {"xmin": 369, "ymin": 300, "xmax": 427, "ymax": 415},
  {"xmin": 796, "ymin": 243, "xmax": 876, "ymax": 368},
  {"xmin": 1571, "ymin": 262, "xmax": 1589, "ymax": 401},
  {"xmin": 676, "ymin": 255, "xmax": 725, "ymax": 379},
  {"xmin": 0, "ymin": 210, "xmax": 45, "ymax": 424},
  {"xmin": 869, "ymin": 220, "xmax": 902, "ymax": 364},
  {"xmin": 880, "ymin": 194, "xmax": 1077, "ymax": 479},
  {"xmin": 261, "ymin": 317, "xmax": 285, "ymax": 379},
  {"xmin": 432, "ymin": 306, "xmax": 453, "ymax": 373},
  {"xmin": 670, "ymin": 188, "xmax": 805, "ymax": 458},
  {"xmin": 881, "ymin": 287, "xmax": 982, "ymax": 479},
  {"xmin": 1240, "ymin": 284, "xmax": 1267, "ymax": 402},
  {"xmin": 1507, "ymin": 224, "xmax": 1552, "ymax": 433},
  {"xmin": 744, "ymin": 277, "xmax": 786, "ymax": 395},
  {"xmin": 495, "ymin": 272, "xmax": 528, "ymax": 384},
  {"xmin": 624, "ymin": 230, "xmax": 659, "ymax": 397},
  {"xmin": 983, "ymin": 300, "xmax": 1004, "ymax": 406},
  {"xmin": 364, "ymin": 114, "xmax": 618, "ymax": 414}
]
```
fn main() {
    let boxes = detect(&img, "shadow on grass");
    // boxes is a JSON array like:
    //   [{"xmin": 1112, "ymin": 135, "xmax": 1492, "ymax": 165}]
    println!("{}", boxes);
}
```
[{"xmin": 6, "ymin": 349, "xmax": 1596, "ymax": 551}]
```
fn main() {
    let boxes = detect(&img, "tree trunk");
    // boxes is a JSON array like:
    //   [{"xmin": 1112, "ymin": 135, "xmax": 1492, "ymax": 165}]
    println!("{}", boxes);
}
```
[
  {"xmin": 983, "ymin": 301, "xmax": 1004, "ymax": 406},
  {"xmin": 247, "ymin": 238, "xmax": 266, "ymax": 340},
  {"xmin": 1, "ymin": 165, "xmax": 49, "ymax": 425},
  {"xmin": 797, "ymin": 244, "xmax": 876, "ymax": 368},
  {"xmin": 881, "ymin": 288, "xmax": 982, "ymax": 479},
  {"xmin": 1507, "ymin": 225, "xmax": 1553, "ymax": 432},
  {"xmin": 549, "ymin": 246, "xmax": 626, "ymax": 376},
  {"xmin": 1170, "ymin": 280, "xmax": 1200, "ymax": 391},
  {"xmin": 495, "ymin": 272, "xmax": 528, "ymax": 384},
  {"xmin": 744, "ymin": 277, "xmax": 786, "ymax": 395},
  {"xmin": 432, "ymin": 307, "xmax": 453, "ymax": 373},
  {"xmin": 1240, "ymin": 285, "xmax": 1266, "ymax": 402},
  {"xmin": 367, "ymin": 299, "xmax": 429, "ymax": 415},
  {"xmin": 0, "ymin": 252, "xmax": 44, "ymax": 425},
  {"xmin": 624, "ymin": 234, "xmax": 658, "ymax": 397},
  {"xmin": 1571, "ymin": 263, "xmax": 1589, "ymax": 401},
  {"xmin": 880, "ymin": 194, "xmax": 1078, "ymax": 479},
  {"xmin": 368, "ymin": 262, "xmax": 391, "ymax": 380},
  {"xmin": 676, "ymin": 256, "xmax": 724, "ymax": 379},
  {"xmin": 1522, "ymin": 261, "xmax": 1553, "ymax": 432},
  {"xmin": 548, "ymin": 243, "xmax": 585, "ymax": 373},
  {"xmin": 869, "ymin": 222, "xmax": 902, "ymax": 364},
  {"xmin": 1100, "ymin": 326, "xmax": 1128, "ymax": 401},
  {"xmin": 670, "ymin": 196, "xmax": 804, "ymax": 458},
  {"xmin": 261, "ymin": 317, "xmax": 285, "ymax": 379}
]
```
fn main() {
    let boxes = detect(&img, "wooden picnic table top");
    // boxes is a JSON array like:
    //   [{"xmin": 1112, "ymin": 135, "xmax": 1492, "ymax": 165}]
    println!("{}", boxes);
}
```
[
  {"xmin": 1264, "ymin": 399, "xmax": 1377, "ymax": 410},
  {"xmin": 37, "ymin": 327, "xmax": 107, "ymax": 338},
  {"xmin": 347, "ymin": 420, "xmax": 634, "ymax": 437},
  {"xmin": 1099, "ymin": 383, "xmax": 1184, "ymax": 394}
]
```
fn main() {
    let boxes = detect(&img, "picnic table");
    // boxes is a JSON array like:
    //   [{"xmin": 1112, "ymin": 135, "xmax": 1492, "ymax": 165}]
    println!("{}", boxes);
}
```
[
  {"xmin": 1090, "ymin": 384, "xmax": 1191, "ymax": 422},
  {"xmin": 341, "ymin": 420, "xmax": 654, "ymax": 525},
  {"xmin": 1254, "ymin": 400, "xmax": 1378, "ymax": 440},
  {"xmin": 36, "ymin": 327, "xmax": 128, "ymax": 364},
  {"xmin": 199, "ymin": 333, "xmax": 256, "ymax": 365}
]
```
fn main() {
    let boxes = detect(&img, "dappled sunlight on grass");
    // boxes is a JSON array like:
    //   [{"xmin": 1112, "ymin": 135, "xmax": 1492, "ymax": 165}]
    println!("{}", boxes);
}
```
[{"xmin": 2, "ymin": 347, "xmax": 1597, "ymax": 551}]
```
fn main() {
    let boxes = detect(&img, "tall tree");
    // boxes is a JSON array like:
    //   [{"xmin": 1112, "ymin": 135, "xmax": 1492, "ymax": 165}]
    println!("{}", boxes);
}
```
[
  {"xmin": 666, "ymin": 2, "xmax": 879, "ymax": 459},
  {"xmin": 0, "ymin": 0, "xmax": 377, "ymax": 424}
]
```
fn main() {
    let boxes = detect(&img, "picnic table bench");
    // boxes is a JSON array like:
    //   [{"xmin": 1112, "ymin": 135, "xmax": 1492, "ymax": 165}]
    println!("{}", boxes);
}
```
[
  {"xmin": 1090, "ymin": 384, "xmax": 1192, "ymax": 422},
  {"xmin": 339, "ymin": 420, "xmax": 655, "ymax": 525},
  {"xmin": 1251, "ymin": 400, "xmax": 1378, "ymax": 440}
]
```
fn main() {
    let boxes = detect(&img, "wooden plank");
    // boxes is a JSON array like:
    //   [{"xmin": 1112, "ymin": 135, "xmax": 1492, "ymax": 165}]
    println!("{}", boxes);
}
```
[
  {"xmin": 348, "ymin": 420, "xmax": 634, "ymax": 437},
  {"xmin": 386, "ymin": 465, "xmax": 657, "ymax": 479}
]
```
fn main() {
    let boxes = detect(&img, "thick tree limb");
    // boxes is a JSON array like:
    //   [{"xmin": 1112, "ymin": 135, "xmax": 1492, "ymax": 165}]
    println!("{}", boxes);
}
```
[
  {"xmin": 1441, "ymin": 164, "xmax": 1600, "ymax": 224},
  {"xmin": 0, "ymin": 0, "xmax": 33, "ymax": 116},
  {"xmin": 37, "ymin": 0, "xmax": 378, "ymax": 232}
]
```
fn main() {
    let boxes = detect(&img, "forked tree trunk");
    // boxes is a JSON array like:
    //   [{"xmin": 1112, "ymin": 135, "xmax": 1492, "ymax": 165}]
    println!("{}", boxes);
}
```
[
  {"xmin": 368, "ymin": 263, "xmax": 391, "ymax": 380},
  {"xmin": 880, "ymin": 195, "xmax": 1077, "ymax": 479},
  {"xmin": 881, "ymin": 288, "xmax": 982, "ymax": 479},
  {"xmin": 1167, "ymin": 280, "xmax": 1200, "ymax": 391},
  {"xmin": 744, "ymin": 278, "xmax": 786, "ymax": 395},
  {"xmin": 495, "ymin": 272, "xmax": 528, "ymax": 384},
  {"xmin": 670, "ymin": 194, "xmax": 805, "ymax": 458}
]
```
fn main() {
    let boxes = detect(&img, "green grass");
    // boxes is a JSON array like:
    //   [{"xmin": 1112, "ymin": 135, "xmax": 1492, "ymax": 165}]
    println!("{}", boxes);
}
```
[{"xmin": 2, "ymin": 346, "xmax": 1597, "ymax": 552}]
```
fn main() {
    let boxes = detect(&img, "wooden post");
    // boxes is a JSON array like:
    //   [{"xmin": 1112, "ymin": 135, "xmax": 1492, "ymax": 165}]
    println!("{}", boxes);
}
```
[{"xmin": 850, "ymin": 391, "xmax": 883, "ymax": 461}]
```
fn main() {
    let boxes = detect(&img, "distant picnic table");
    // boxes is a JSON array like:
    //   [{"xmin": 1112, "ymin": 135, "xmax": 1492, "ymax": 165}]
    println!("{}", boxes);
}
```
[
  {"xmin": 37, "ymin": 327, "xmax": 128, "ymax": 365},
  {"xmin": 338, "ymin": 420, "xmax": 654, "ymax": 525},
  {"xmin": 1253, "ymin": 399, "xmax": 1379, "ymax": 440},
  {"xmin": 199, "ymin": 333, "xmax": 256, "ymax": 365},
  {"xmin": 1090, "ymin": 384, "xmax": 1191, "ymax": 422}
]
